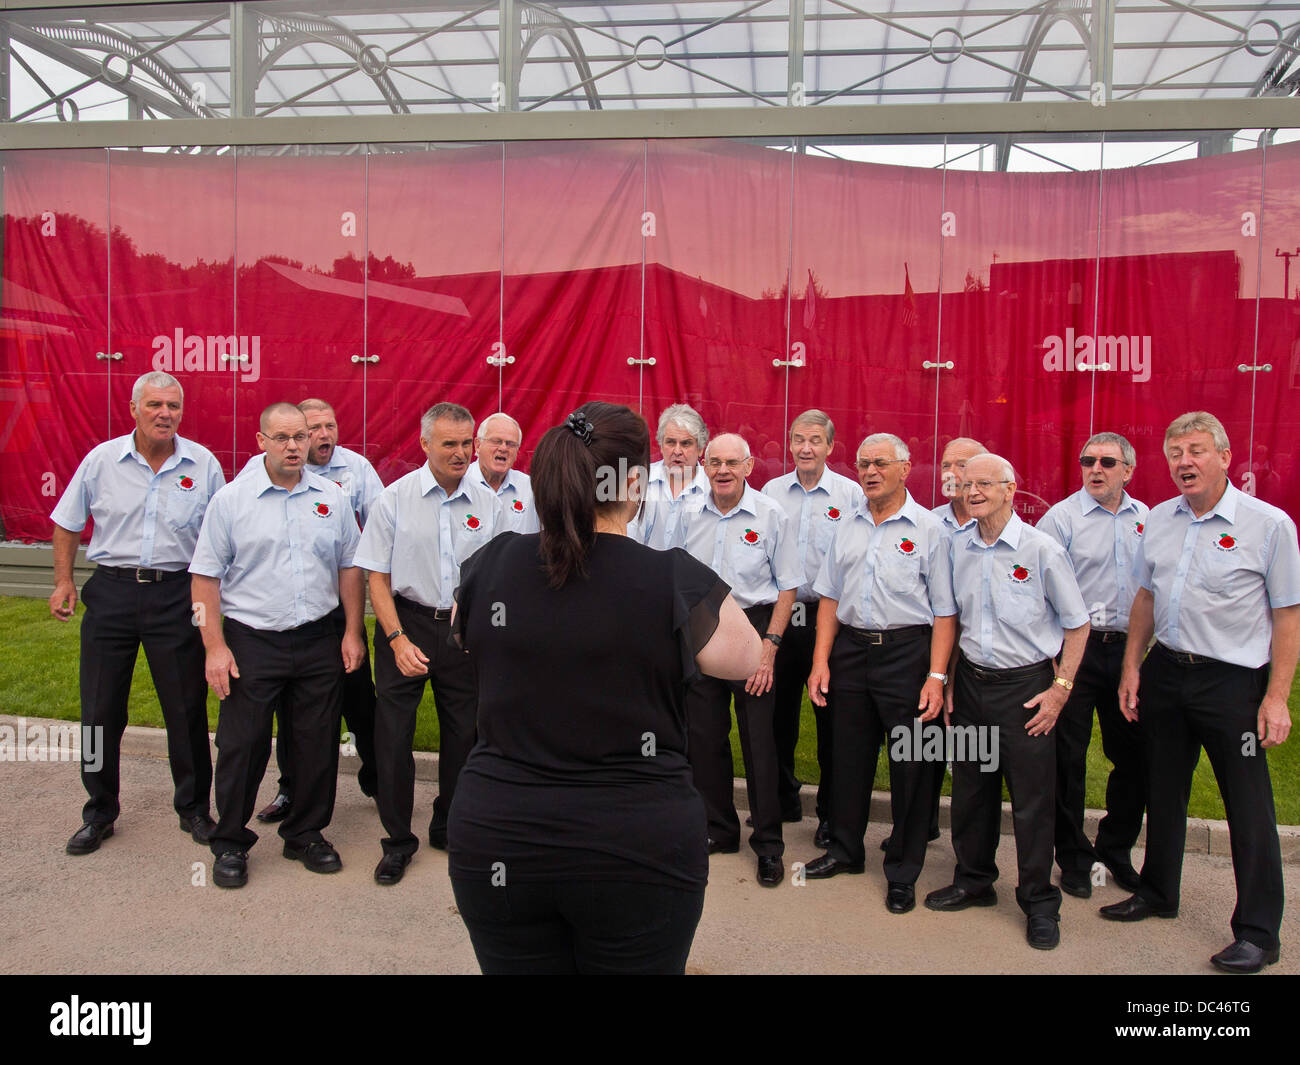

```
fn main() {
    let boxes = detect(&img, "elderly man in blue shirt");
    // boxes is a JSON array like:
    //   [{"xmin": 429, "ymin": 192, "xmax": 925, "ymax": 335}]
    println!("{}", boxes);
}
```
[
  {"xmin": 471, "ymin": 411, "xmax": 539, "ymax": 534},
  {"xmin": 631, "ymin": 403, "xmax": 710, "ymax": 551},
  {"xmin": 190, "ymin": 402, "xmax": 364, "ymax": 888},
  {"xmin": 51, "ymin": 370, "xmax": 225, "ymax": 856},
  {"xmin": 925, "ymin": 453, "xmax": 1090, "ymax": 951},
  {"xmin": 1102, "ymin": 411, "xmax": 1300, "ymax": 975}
]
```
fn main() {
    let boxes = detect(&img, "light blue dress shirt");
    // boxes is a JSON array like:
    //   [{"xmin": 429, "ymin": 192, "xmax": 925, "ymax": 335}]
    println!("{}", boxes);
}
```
[
  {"xmin": 51, "ymin": 433, "xmax": 225, "ymax": 570},
  {"xmin": 237, "ymin": 444, "xmax": 382, "ymax": 527},
  {"xmin": 1037, "ymin": 488, "xmax": 1149, "ymax": 632},
  {"xmin": 354, "ymin": 464, "xmax": 503, "ymax": 609},
  {"xmin": 189, "ymin": 460, "xmax": 359, "ymax": 631},
  {"xmin": 471, "ymin": 464, "xmax": 539, "ymax": 534},
  {"xmin": 951, "ymin": 512, "xmax": 1090, "ymax": 669},
  {"xmin": 629, "ymin": 461, "xmax": 709, "ymax": 550},
  {"xmin": 1134, "ymin": 483, "xmax": 1300, "ymax": 669},
  {"xmin": 761, "ymin": 467, "xmax": 864, "ymax": 601},
  {"xmin": 814, "ymin": 493, "xmax": 957, "ymax": 629},
  {"xmin": 673, "ymin": 483, "xmax": 802, "ymax": 609},
  {"xmin": 932, "ymin": 500, "xmax": 976, "ymax": 534}
]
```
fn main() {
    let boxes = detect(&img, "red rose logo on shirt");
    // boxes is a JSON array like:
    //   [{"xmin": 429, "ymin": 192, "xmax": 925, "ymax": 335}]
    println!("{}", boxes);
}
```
[
  {"xmin": 742, "ymin": 528, "xmax": 760, "ymax": 546},
  {"xmin": 1134, "ymin": 522, "xmax": 1144, "ymax": 536},
  {"xmin": 314, "ymin": 503, "xmax": 331, "ymax": 518},
  {"xmin": 177, "ymin": 475, "xmax": 195, "ymax": 491},
  {"xmin": 896, "ymin": 537, "xmax": 916, "ymax": 555},
  {"xmin": 333, "ymin": 480, "xmax": 344, "ymax": 488},
  {"xmin": 1216, "ymin": 533, "xmax": 1236, "ymax": 552},
  {"xmin": 464, "ymin": 514, "xmax": 482, "ymax": 531},
  {"xmin": 825, "ymin": 506, "xmax": 842, "ymax": 522},
  {"xmin": 1010, "ymin": 563, "xmax": 1030, "ymax": 583},
  {"xmin": 511, "ymin": 499, "xmax": 525, "ymax": 513}
]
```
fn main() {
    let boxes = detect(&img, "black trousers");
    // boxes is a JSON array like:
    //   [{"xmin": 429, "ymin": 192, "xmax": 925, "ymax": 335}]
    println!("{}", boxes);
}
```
[
  {"xmin": 772, "ymin": 608, "xmax": 824, "ymax": 821},
  {"xmin": 372, "ymin": 599, "xmax": 477, "ymax": 857},
  {"xmin": 684, "ymin": 604, "xmax": 783, "ymax": 858},
  {"xmin": 950, "ymin": 656, "xmax": 1060, "ymax": 918},
  {"xmin": 273, "ymin": 604, "xmax": 377, "ymax": 796},
  {"xmin": 1054, "ymin": 631, "xmax": 1146, "ymax": 875},
  {"xmin": 1135, "ymin": 644, "xmax": 1283, "ymax": 950},
  {"xmin": 77, "ymin": 568, "xmax": 212, "ymax": 824},
  {"xmin": 826, "ymin": 625, "xmax": 936, "ymax": 883},
  {"xmin": 209, "ymin": 616, "xmax": 344, "ymax": 854},
  {"xmin": 451, "ymin": 877, "xmax": 706, "ymax": 975}
]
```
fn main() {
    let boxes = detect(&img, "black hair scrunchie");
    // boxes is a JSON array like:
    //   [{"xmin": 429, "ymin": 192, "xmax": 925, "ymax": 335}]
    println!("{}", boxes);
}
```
[{"xmin": 565, "ymin": 410, "xmax": 594, "ymax": 447}]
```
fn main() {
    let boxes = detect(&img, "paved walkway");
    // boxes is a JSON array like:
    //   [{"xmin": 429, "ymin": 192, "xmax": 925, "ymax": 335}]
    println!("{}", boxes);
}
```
[{"xmin": 1, "ymin": 725, "xmax": 1295, "ymax": 975}]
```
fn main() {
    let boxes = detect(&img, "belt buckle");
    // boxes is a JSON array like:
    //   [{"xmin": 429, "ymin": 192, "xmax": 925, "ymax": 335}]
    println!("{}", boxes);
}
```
[
  {"xmin": 134, "ymin": 568, "xmax": 152, "ymax": 583},
  {"xmin": 867, "ymin": 631, "xmax": 884, "ymax": 645}
]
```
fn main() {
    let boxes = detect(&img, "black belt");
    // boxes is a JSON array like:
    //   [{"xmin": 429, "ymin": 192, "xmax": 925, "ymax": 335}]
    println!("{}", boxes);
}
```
[
  {"xmin": 846, "ymin": 623, "xmax": 931, "ymax": 646},
  {"xmin": 225, "ymin": 614, "xmax": 335, "ymax": 639},
  {"xmin": 96, "ymin": 565, "xmax": 188, "ymax": 583},
  {"xmin": 1155, "ymin": 642, "xmax": 1218, "ymax": 667},
  {"xmin": 395, "ymin": 594, "xmax": 452, "ymax": 622},
  {"xmin": 1090, "ymin": 629, "xmax": 1126, "ymax": 644},
  {"xmin": 959, "ymin": 655, "xmax": 1051, "ymax": 683}
]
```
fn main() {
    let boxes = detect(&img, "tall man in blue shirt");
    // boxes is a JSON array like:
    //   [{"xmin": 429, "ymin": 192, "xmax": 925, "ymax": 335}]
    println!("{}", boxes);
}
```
[
  {"xmin": 803, "ymin": 434, "xmax": 956, "ymax": 915},
  {"xmin": 761, "ymin": 410, "xmax": 863, "ymax": 844},
  {"xmin": 190, "ymin": 403, "xmax": 364, "ymax": 888},
  {"xmin": 925, "ymin": 454, "xmax": 1090, "ymax": 951},
  {"xmin": 356, "ymin": 402, "xmax": 502, "ymax": 885},
  {"xmin": 51, "ymin": 371, "xmax": 225, "ymax": 855},
  {"xmin": 630, "ymin": 404, "xmax": 710, "ymax": 550},
  {"xmin": 675, "ymin": 433, "xmax": 802, "ymax": 887},
  {"xmin": 1102, "ymin": 412, "xmax": 1299, "ymax": 975},
  {"xmin": 1037, "ymin": 432, "xmax": 1148, "ymax": 898}
]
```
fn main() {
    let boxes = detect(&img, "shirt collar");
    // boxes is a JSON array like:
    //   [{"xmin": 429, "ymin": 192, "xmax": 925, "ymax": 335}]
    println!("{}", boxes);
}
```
[
  {"xmin": 420, "ymin": 463, "xmax": 471, "ymax": 503},
  {"xmin": 786, "ymin": 467, "xmax": 833, "ymax": 496},
  {"xmin": 650, "ymin": 461, "xmax": 707, "ymax": 495},
  {"xmin": 853, "ymin": 490, "xmax": 920, "ymax": 527},
  {"xmin": 1173, "ymin": 481, "xmax": 1238, "ymax": 524},
  {"xmin": 1078, "ymin": 487, "xmax": 1139, "ymax": 516},
  {"xmin": 704, "ymin": 481, "xmax": 758, "ymax": 518},
  {"xmin": 474, "ymin": 462, "xmax": 522, "ymax": 496},
  {"xmin": 249, "ymin": 455, "xmax": 315, "ymax": 497},
  {"xmin": 966, "ymin": 509, "xmax": 1023, "ymax": 551},
  {"xmin": 118, "ymin": 432, "xmax": 193, "ymax": 473}
]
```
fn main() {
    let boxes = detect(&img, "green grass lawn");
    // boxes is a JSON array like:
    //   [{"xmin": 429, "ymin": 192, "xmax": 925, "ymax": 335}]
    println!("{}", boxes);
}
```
[{"xmin": 5, "ymin": 596, "xmax": 1297, "ymax": 823}]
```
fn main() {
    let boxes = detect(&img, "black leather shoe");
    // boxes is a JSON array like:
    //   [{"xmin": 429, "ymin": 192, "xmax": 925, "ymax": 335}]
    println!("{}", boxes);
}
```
[
  {"xmin": 814, "ymin": 820, "xmax": 831, "ymax": 848},
  {"xmin": 1100, "ymin": 855, "xmax": 1142, "ymax": 893},
  {"xmin": 707, "ymin": 837, "xmax": 740, "ymax": 855},
  {"xmin": 1027, "ymin": 914, "xmax": 1061, "ymax": 950},
  {"xmin": 1061, "ymin": 869, "xmax": 1092, "ymax": 899},
  {"xmin": 804, "ymin": 853, "xmax": 865, "ymax": 879},
  {"xmin": 1210, "ymin": 939, "xmax": 1280, "ymax": 974},
  {"xmin": 256, "ymin": 792, "xmax": 292, "ymax": 823},
  {"xmin": 757, "ymin": 855, "xmax": 783, "ymax": 887},
  {"xmin": 66, "ymin": 822, "xmax": 114, "ymax": 855},
  {"xmin": 283, "ymin": 839, "xmax": 342, "ymax": 873},
  {"xmin": 213, "ymin": 850, "xmax": 248, "ymax": 888},
  {"xmin": 428, "ymin": 819, "xmax": 448, "ymax": 851},
  {"xmin": 374, "ymin": 852, "xmax": 411, "ymax": 886},
  {"xmin": 179, "ymin": 812, "xmax": 217, "ymax": 844},
  {"xmin": 924, "ymin": 884, "xmax": 997, "ymax": 911},
  {"xmin": 886, "ymin": 882, "xmax": 915, "ymax": 914},
  {"xmin": 1098, "ymin": 894, "xmax": 1177, "ymax": 922}
]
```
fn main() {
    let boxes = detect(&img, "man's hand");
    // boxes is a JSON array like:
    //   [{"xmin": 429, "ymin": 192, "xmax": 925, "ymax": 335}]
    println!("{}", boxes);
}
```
[
  {"xmin": 341, "ymin": 631, "xmax": 364, "ymax": 673},
  {"xmin": 1118, "ymin": 664, "xmax": 1141, "ymax": 723},
  {"xmin": 1024, "ymin": 683, "xmax": 1068, "ymax": 737},
  {"xmin": 918, "ymin": 677, "xmax": 945, "ymax": 722},
  {"xmin": 205, "ymin": 645, "xmax": 239, "ymax": 698},
  {"xmin": 392, "ymin": 635, "xmax": 430, "ymax": 678},
  {"xmin": 744, "ymin": 642, "xmax": 777, "ymax": 696},
  {"xmin": 807, "ymin": 660, "xmax": 830, "ymax": 708},
  {"xmin": 49, "ymin": 579, "xmax": 77, "ymax": 621},
  {"xmin": 1258, "ymin": 694, "xmax": 1292, "ymax": 748}
]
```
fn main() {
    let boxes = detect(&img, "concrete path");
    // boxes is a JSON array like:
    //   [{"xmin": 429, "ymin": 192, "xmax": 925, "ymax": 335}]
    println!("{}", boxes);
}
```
[{"xmin": 1, "ymin": 725, "xmax": 1296, "ymax": 975}]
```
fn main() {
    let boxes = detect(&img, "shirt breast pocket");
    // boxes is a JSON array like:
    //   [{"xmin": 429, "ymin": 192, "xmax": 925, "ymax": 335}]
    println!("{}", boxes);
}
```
[
  {"xmin": 309, "ymin": 519, "xmax": 340, "ymax": 566},
  {"xmin": 164, "ymin": 487, "xmax": 203, "ymax": 531},
  {"xmin": 994, "ymin": 580, "xmax": 1039, "ymax": 625},
  {"xmin": 878, "ymin": 552, "xmax": 921, "ymax": 595},
  {"xmin": 1194, "ymin": 549, "xmax": 1237, "ymax": 594}
]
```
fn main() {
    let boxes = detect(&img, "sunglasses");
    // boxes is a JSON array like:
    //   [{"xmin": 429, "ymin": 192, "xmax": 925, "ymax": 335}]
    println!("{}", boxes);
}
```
[{"xmin": 1079, "ymin": 455, "xmax": 1122, "ymax": 469}]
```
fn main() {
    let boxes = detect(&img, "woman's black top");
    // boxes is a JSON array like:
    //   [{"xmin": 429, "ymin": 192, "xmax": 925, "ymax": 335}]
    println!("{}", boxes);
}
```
[{"xmin": 448, "ymin": 531, "xmax": 728, "ymax": 890}]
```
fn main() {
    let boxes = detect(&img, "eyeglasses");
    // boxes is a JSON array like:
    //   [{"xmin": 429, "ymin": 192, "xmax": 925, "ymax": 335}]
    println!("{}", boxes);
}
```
[
  {"xmin": 958, "ymin": 479, "xmax": 1011, "ymax": 493},
  {"xmin": 856, "ymin": 458, "xmax": 900, "ymax": 471},
  {"xmin": 482, "ymin": 437, "xmax": 519, "ymax": 450},
  {"xmin": 1080, "ymin": 455, "xmax": 1123, "ymax": 469},
  {"xmin": 264, "ymin": 432, "xmax": 309, "ymax": 447},
  {"xmin": 704, "ymin": 457, "xmax": 748, "ymax": 471}
]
